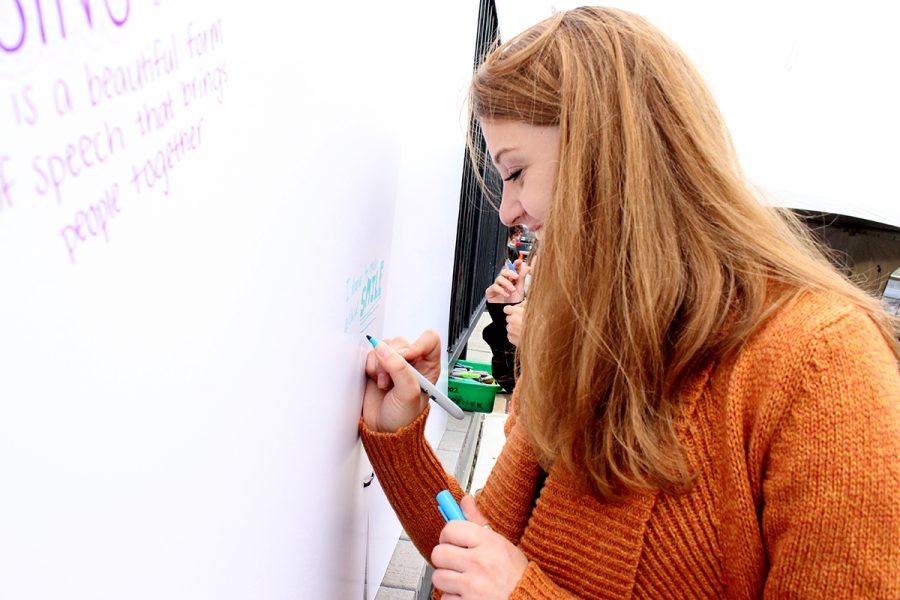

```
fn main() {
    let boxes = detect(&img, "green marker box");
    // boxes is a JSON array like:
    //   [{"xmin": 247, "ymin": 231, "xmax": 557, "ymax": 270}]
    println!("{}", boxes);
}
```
[{"xmin": 447, "ymin": 359, "xmax": 501, "ymax": 413}]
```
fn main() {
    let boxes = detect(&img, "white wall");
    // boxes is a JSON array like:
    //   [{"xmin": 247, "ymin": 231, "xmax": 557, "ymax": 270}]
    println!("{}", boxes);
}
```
[
  {"xmin": 370, "ymin": 2, "xmax": 481, "ymax": 595},
  {"xmin": 0, "ymin": 1, "xmax": 476, "ymax": 598}
]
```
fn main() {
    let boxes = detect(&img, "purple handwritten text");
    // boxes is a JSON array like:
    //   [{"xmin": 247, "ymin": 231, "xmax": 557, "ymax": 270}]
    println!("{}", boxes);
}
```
[
  {"xmin": 182, "ymin": 64, "xmax": 228, "ymax": 107},
  {"xmin": 135, "ymin": 91, "xmax": 175, "ymax": 136},
  {"xmin": 60, "ymin": 182, "xmax": 122, "ymax": 263},
  {"xmin": 1, "ymin": 0, "xmax": 132, "ymax": 54},
  {"xmin": 11, "ymin": 84, "xmax": 39, "ymax": 126},
  {"xmin": 86, "ymin": 35, "xmax": 179, "ymax": 108},
  {"xmin": 0, "ymin": 156, "xmax": 14, "ymax": 211},
  {"xmin": 130, "ymin": 118, "xmax": 202, "ymax": 196},
  {"xmin": 32, "ymin": 120, "xmax": 125, "ymax": 204},
  {"xmin": 186, "ymin": 20, "xmax": 222, "ymax": 59}
]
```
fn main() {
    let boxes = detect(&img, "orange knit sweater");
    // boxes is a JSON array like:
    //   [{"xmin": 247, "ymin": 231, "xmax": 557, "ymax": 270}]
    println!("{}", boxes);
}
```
[{"xmin": 361, "ymin": 293, "xmax": 900, "ymax": 598}]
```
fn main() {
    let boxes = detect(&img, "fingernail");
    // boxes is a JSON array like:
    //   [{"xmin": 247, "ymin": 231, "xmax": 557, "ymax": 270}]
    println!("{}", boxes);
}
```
[
  {"xmin": 375, "ymin": 343, "xmax": 391, "ymax": 359},
  {"xmin": 378, "ymin": 373, "xmax": 387, "ymax": 388},
  {"xmin": 398, "ymin": 347, "xmax": 409, "ymax": 356}
]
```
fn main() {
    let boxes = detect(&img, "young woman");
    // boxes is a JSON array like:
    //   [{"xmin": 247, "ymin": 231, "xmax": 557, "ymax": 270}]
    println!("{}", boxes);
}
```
[{"xmin": 361, "ymin": 7, "xmax": 900, "ymax": 599}]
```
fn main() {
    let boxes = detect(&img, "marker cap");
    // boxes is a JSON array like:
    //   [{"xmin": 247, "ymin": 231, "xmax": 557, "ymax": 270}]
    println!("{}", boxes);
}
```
[{"xmin": 436, "ymin": 489, "xmax": 466, "ymax": 522}]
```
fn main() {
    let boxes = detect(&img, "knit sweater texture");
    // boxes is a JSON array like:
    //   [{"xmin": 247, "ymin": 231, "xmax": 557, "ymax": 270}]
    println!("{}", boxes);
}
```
[{"xmin": 360, "ymin": 293, "xmax": 900, "ymax": 598}]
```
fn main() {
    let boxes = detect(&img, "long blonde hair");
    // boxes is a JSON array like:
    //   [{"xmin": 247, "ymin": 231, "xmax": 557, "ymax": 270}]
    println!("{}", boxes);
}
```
[{"xmin": 470, "ymin": 7, "xmax": 899, "ymax": 499}]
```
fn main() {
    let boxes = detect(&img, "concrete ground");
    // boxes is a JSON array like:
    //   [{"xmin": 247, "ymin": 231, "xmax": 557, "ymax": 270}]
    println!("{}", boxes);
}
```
[{"xmin": 461, "ymin": 310, "xmax": 510, "ymax": 494}]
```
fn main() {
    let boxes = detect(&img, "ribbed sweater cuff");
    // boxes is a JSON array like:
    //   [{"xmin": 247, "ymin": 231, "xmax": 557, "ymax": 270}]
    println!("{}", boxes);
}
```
[{"xmin": 359, "ymin": 406, "xmax": 459, "ymax": 558}]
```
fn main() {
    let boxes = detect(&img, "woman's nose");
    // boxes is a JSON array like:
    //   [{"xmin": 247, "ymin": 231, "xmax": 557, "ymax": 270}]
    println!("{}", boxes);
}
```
[{"xmin": 498, "ymin": 186, "xmax": 522, "ymax": 227}]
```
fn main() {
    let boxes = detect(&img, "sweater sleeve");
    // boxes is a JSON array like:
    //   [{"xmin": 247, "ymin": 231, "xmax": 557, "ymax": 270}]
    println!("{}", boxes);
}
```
[
  {"xmin": 359, "ymin": 406, "xmax": 466, "ymax": 563},
  {"xmin": 482, "ymin": 302, "xmax": 521, "ymax": 352},
  {"xmin": 510, "ymin": 562, "xmax": 584, "ymax": 599},
  {"xmin": 761, "ymin": 309, "xmax": 900, "ymax": 598}
]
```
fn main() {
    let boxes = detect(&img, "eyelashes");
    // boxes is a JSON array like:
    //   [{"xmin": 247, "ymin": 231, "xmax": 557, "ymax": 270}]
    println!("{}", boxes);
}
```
[{"xmin": 503, "ymin": 169, "xmax": 522, "ymax": 182}]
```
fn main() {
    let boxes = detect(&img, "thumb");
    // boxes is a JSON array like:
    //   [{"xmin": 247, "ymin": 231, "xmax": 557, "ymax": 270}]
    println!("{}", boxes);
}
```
[{"xmin": 460, "ymin": 494, "xmax": 488, "ymax": 526}]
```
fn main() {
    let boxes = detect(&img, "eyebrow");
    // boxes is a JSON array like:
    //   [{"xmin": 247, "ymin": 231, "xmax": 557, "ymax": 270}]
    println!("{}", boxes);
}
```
[{"xmin": 493, "ymin": 147, "xmax": 515, "ymax": 166}]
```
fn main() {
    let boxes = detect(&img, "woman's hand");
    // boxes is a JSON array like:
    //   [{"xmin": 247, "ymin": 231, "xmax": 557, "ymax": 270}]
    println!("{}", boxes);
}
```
[
  {"xmin": 362, "ymin": 330, "xmax": 441, "ymax": 433},
  {"xmin": 503, "ymin": 300, "xmax": 527, "ymax": 347},
  {"xmin": 486, "ymin": 260, "xmax": 531, "ymax": 304},
  {"xmin": 485, "ymin": 266, "xmax": 520, "ymax": 304},
  {"xmin": 431, "ymin": 495, "xmax": 528, "ymax": 599}
]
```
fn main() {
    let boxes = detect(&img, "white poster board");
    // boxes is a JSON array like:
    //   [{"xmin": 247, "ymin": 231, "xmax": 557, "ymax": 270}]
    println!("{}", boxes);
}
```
[{"xmin": 0, "ymin": 1, "xmax": 476, "ymax": 598}]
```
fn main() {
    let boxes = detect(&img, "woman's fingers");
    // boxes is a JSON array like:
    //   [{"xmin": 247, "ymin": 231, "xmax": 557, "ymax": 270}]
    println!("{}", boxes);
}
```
[
  {"xmin": 371, "ymin": 340, "xmax": 420, "ymax": 400},
  {"xmin": 378, "ymin": 331, "xmax": 441, "ymax": 385},
  {"xmin": 503, "ymin": 304, "xmax": 523, "ymax": 318},
  {"xmin": 487, "ymin": 267, "xmax": 524, "ymax": 303},
  {"xmin": 439, "ymin": 520, "xmax": 488, "ymax": 549},
  {"xmin": 365, "ymin": 349, "xmax": 390, "ymax": 390},
  {"xmin": 431, "ymin": 542, "xmax": 470, "ymax": 574},
  {"xmin": 513, "ymin": 271, "xmax": 527, "ymax": 297},
  {"xmin": 361, "ymin": 377, "xmax": 386, "ymax": 431},
  {"xmin": 486, "ymin": 283, "xmax": 509, "ymax": 303},
  {"xmin": 363, "ymin": 333, "xmax": 439, "ymax": 433},
  {"xmin": 504, "ymin": 304, "xmax": 525, "ymax": 346},
  {"xmin": 401, "ymin": 330, "xmax": 440, "ymax": 363},
  {"xmin": 385, "ymin": 336, "xmax": 411, "ymax": 352},
  {"xmin": 365, "ymin": 349, "xmax": 378, "ymax": 376},
  {"xmin": 431, "ymin": 567, "xmax": 465, "ymax": 596},
  {"xmin": 500, "ymin": 270, "xmax": 518, "ymax": 292},
  {"xmin": 459, "ymin": 495, "xmax": 487, "ymax": 526}
]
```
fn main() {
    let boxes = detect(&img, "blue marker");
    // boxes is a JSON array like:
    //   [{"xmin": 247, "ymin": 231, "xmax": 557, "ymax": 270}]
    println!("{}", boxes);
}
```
[
  {"xmin": 504, "ymin": 258, "xmax": 518, "ymax": 273},
  {"xmin": 436, "ymin": 490, "xmax": 466, "ymax": 522},
  {"xmin": 366, "ymin": 335, "xmax": 465, "ymax": 419}
]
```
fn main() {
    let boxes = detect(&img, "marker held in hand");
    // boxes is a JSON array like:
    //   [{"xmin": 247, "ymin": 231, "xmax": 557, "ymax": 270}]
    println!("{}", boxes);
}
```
[{"xmin": 366, "ymin": 335, "xmax": 465, "ymax": 419}]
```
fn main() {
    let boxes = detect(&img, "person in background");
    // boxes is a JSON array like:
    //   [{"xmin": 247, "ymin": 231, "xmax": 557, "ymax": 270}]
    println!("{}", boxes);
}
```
[
  {"xmin": 506, "ymin": 224, "xmax": 526, "ymax": 262},
  {"xmin": 360, "ymin": 7, "xmax": 900, "ymax": 598},
  {"xmin": 482, "ymin": 252, "xmax": 532, "ymax": 392}
]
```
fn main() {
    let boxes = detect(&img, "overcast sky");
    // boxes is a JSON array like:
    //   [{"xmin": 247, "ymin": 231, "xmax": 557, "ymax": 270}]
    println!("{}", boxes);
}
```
[{"xmin": 492, "ymin": 1, "xmax": 900, "ymax": 227}]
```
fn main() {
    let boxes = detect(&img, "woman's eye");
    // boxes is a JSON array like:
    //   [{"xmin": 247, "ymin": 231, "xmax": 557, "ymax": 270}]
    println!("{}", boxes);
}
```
[{"xmin": 503, "ymin": 169, "xmax": 522, "ymax": 182}]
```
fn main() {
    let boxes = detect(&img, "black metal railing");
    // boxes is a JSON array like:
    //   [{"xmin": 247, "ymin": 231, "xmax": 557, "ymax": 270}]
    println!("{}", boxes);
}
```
[{"xmin": 447, "ymin": 0, "xmax": 506, "ymax": 362}]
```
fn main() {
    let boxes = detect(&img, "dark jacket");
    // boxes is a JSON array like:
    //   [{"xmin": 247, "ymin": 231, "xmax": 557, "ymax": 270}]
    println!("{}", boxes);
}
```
[{"xmin": 481, "ymin": 301, "xmax": 521, "ymax": 393}]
